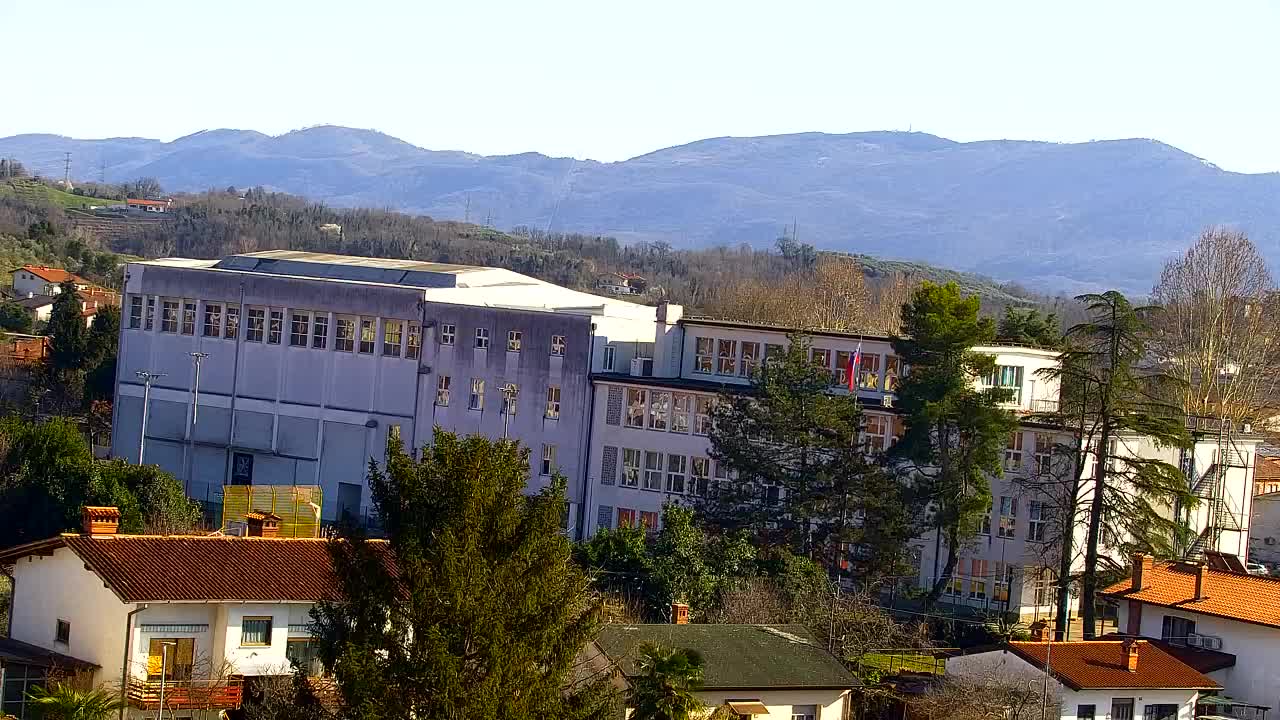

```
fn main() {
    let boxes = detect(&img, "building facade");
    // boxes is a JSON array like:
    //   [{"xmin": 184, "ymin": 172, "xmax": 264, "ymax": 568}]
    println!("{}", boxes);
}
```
[{"xmin": 112, "ymin": 251, "xmax": 671, "ymax": 533}]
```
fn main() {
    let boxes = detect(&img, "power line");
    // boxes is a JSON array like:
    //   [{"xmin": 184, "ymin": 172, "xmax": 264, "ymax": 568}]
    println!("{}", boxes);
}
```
[{"xmin": 63, "ymin": 151, "xmax": 71, "ymax": 186}]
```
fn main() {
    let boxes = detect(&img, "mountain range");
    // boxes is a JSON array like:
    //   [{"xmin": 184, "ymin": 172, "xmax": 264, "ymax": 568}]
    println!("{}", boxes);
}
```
[{"xmin": 3, "ymin": 125, "xmax": 1278, "ymax": 293}]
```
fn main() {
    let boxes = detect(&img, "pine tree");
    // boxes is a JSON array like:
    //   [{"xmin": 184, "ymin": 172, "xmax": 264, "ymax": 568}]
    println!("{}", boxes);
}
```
[
  {"xmin": 891, "ymin": 282, "xmax": 1018, "ymax": 607},
  {"xmin": 46, "ymin": 279, "xmax": 87, "ymax": 373},
  {"xmin": 310, "ymin": 432, "xmax": 616, "ymax": 720},
  {"xmin": 703, "ymin": 334, "xmax": 919, "ymax": 583}
]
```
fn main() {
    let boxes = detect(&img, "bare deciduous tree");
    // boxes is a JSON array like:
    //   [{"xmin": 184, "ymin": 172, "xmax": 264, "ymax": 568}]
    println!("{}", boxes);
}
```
[
  {"xmin": 908, "ymin": 672, "xmax": 1059, "ymax": 720},
  {"xmin": 1150, "ymin": 227, "xmax": 1280, "ymax": 423}
]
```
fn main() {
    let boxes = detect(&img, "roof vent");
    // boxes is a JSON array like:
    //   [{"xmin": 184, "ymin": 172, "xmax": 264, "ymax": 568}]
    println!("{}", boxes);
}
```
[{"xmin": 82, "ymin": 506, "xmax": 121, "ymax": 535}]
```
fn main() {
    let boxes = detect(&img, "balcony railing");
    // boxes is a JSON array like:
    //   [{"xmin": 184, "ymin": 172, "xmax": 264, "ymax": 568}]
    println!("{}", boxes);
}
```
[
  {"xmin": 126, "ymin": 677, "xmax": 244, "ymax": 710},
  {"xmin": 1029, "ymin": 398, "xmax": 1060, "ymax": 413}
]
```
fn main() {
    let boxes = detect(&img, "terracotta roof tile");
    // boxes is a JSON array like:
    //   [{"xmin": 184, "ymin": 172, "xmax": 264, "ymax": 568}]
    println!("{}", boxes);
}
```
[
  {"xmin": 1256, "ymin": 455, "xmax": 1280, "ymax": 482},
  {"xmin": 1006, "ymin": 641, "xmax": 1220, "ymax": 691},
  {"xmin": 1101, "ymin": 561, "xmax": 1280, "ymax": 629},
  {"xmin": 18, "ymin": 265, "xmax": 87, "ymax": 284},
  {"xmin": 0, "ymin": 534, "xmax": 389, "ymax": 603},
  {"xmin": 1098, "ymin": 633, "xmax": 1236, "ymax": 674}
]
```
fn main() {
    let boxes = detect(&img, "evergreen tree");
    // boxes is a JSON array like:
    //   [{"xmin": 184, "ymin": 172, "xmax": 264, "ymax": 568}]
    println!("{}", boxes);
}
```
[
  {"xmin": 0, "ymin": 301, "xmax": 33, "ymax": 333},
  {"xmin": 703, "ymin": 334, "xmax": 919, "ymax": 583},
  {"xmin": 891, "ymin": 282, "xmax": 1018, "ymax": 607},
  {"xmin": 84, "ymin": 305, "xmax": 120, "ymax": 404},
  {"xmin": 310, "ymin": 432, "xmax": 615, "ymax": 720},
  {"xmin": 46, "ymin": 279, "xmax": 86, "ymax": 373},
  {"xmin": 627, "ymin": 644, "xmax": 706, "ymax": 720},
  {"xmin": 1055, "ymin": 291, "xmax": 1191, "ymax": 637},
  {"xmin": 996, "ymin": 307, "xmax": 1061, "ymax": 348}
]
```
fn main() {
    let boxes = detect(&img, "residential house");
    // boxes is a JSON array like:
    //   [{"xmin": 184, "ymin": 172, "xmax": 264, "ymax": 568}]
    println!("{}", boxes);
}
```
[
  {"xmin": 0, "ymin": 507, "xmax": 359, "ymax": 720},
  {"xmin": 946, "ymin": 638, "xmax": 1222, "ymax": 720},
  {"xmin": 1103, "ymin": 554, "xmax": 1280, "ymax": 713},
  {"xmin": 12, "ymin": 266, "xmax": 92, "ymax": 298},
  {"xmin": 595, "ymin": 272, "xmax": 646, "ymax": 296},
  {"xmin": 1253, "ymin": 455, "xmax": 1280, "ymax": 496},
  {"xmin": 0, "ymin": 636, "xmax": 98, "ymax": 720},
  {"xmin": 11, "ymin": 265, "xmax": 120, "ymax": 328},
  {"xmin": 125, "ymin": 198, "xmax": 172, "ymax": 214},
  {"xmin": 590, "ymin": 617, "xmax": 859, "ymax": 719}
]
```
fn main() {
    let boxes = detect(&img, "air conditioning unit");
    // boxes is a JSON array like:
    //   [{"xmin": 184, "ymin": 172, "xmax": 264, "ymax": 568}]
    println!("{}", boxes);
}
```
[
  {"xmin": 881, "ymin": 395, "xmax": 894, "ymax": 408},
  {"xmin": 1186, "ymin": 633, "xmax": 1224, "ymax": 651}
]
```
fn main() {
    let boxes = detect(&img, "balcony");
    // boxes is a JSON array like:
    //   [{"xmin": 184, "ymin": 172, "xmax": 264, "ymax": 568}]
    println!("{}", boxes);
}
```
[
  {"xmin": 1029, "ymin": 398, "xmax": 1060, "ymax": 414},
  {"xmin": 126, "ymin": 677, "xmax": 244, "ymax": 710}
]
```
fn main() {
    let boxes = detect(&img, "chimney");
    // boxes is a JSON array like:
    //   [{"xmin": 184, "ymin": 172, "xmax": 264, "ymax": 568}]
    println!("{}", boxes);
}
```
[
  {"xmin": 1029, "ymin": 620, "xmax": 1050, "ymax": 642},
  {"xmin": 82, "ymin": 506, "xmax": 121, "ymax": 535},
  {"xmin": 1122, "ymin": 639, "xmax": 1140, "ymax": 673},
  {"xmin": 245, "ymin": 511, "xmax": 282, "ymax": 538},
  {"xmin": 671, "ymin": 602, "xmax": 689, "ymax": 625},
  {"xmin": 1132, "ymin": 553, "xmax": 1153, "ymax": 591},
  {"xmin": 1195, "ymin": 564, "xmax": 1209, "ymax": 600}
]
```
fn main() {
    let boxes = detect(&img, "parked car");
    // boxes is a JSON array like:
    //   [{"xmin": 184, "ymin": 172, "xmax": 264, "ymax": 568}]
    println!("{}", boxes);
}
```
[{"xmin": 1246, "ymin": 562, "xmax": 1270, "ymax": 576}]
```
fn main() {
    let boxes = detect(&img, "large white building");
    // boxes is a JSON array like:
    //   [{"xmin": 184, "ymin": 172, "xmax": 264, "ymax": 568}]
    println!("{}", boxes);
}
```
[{"xmin": 112, "ymin": 251, "xmax": 673, "ymax": 534}]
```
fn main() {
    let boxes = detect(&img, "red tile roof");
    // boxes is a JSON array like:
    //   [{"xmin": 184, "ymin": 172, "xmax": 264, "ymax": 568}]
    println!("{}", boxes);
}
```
[
  {"xmin": 18, "ymin": 265, "xmax": 87, "ymax": 284},
  {"xmin": 1005, "ymin": 641, "xmax": 1221, "ymax": 691},
  {"xmin": 1101, "ymin": 560, "xmax": 1280, "ymax": 629},
  {"xmin": 0, "ymin": 534, "xmax": 390, "ymax": 603},
  {"xmin": 125, "ymin": 198, "xmax": 170, "ymax": 206},
  {"xmin": 1098, "ymin": 633, "xmax": 1236, "ymax": 674},
  {"xmin": 1256, "ymin": 455, "xmax": 1280, "ymax": 482}
]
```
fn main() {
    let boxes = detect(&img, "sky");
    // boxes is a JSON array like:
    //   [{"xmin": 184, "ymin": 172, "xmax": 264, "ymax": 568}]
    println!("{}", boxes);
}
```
[{"xmin": 4, "ymin": 0, "xmax": 1279, "ymax": 172}]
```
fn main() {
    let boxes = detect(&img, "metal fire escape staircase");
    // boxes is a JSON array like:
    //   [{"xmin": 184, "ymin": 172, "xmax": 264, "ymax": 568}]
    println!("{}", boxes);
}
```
[{"xmin": 1182, "ymin": 419, "xmax": 1248, "ymax": 560}]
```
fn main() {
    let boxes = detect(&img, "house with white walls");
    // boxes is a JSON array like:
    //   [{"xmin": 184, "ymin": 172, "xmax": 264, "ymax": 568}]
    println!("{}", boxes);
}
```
[
  {"xmin": 590, "ymin": 619, "xmax": 859, "ymax": 719},
  {"xmin": 1103, "ymin": 554, "xmax": 1280, "ymax": 716},
  {"xmin": 0, "ymin": 507, "xmax": 362, "ymax": 720},
  {"xmin": 946, "ymin": 638, "xmax": 1221, "ymax": 720}
]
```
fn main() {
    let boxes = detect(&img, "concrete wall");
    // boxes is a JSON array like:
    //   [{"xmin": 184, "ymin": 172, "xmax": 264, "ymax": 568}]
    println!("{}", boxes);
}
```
[
  {"xmin": 7, "ymin": 547, "xmax": 131, "ymax": 687},
  {"xmin": 691, "ymin": 688, "xmax": 849, "ymax": 720},
  {"xmin": 1249, "ymin": 493, "xmax": 1280, "ymax": 568},
  {"xmin": 1118, "ymin": 601, "xmax": 1280, "ymax": 711}
]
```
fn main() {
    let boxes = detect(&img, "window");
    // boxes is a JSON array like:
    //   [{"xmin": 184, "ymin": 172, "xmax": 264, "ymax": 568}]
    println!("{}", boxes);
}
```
[
  {"xmin": 1033, "ymin": 568, "xmax": 1055, "ymax": 606},
  {"xmin": 986, "ymin": 364, "xmax": 1024, "ymax": 403},
  {"xmin": 335, "ymin": 316, "xmax": 355, "ymax": 351},
  {"xmin": 835, "ymin": 350, "xmax": 852, "ymax": 387},
  {"xmin": 603, "ymin": 345, "xmax": 616, "ymax": 371},
  {"xmin": 201, "ymin": 303, "xmax": 222, "ymax": 337},
  {"xmin": 502, "ymin": 383, "xmax": 518, "ymax": 415},
  {"xmin": 694, "ymin": 396, "xmax": 713, "ymax": 435},
  {"xmin": 648, "ymin": 391, "xmax": 671, "ymax": 431},
  {"xmin": 268, "ymin": 310, "xmax": 283, "ymax": 344},
  {"xmin": 859, "ymin": 353, "xmax": 881, "ymax": 389},
  {"xmin": 1142, "ymin": 705, "xmax": 1177, "ymax": 720},
  {"xmin": 1027, "ymin": 501, "xmax": 1047, "ymax": 542},
  {"xmin": 671, "ymin": 393, "xmax": 691, "ymax": 433},
  {"xmin": 643, "ymin": 451, "xmax": 663, "ymax": 490},
  {"xmin": 441, "ymin": 323, "xmax": 456, "ymax": 345},
  {"xmin": 225, "ymin": 305, "xmax": 240, "ymax": 339},
  {"xmin": 241, "ymin": 617, "xmax": 273, "ymax": 646},
  {"xmin": 666, "ymin": 454, "xmax": 687, "ymax": 494},
  {"xmin": 146, "ymin": 638, "xmax": 195, "ymax": 681},
  {"xmin": 1161, "ymin": 615, "xmax": 1196, "ymax": 646},
  {"xmin": 387, "ymin": 424, "xmax": 401, "ymax": 448},
  {"xmin": 626, "ymin": 388, "xmax": 647, "ymax": 428},
  {"xmin": 713, "ymin": 460, "xmax": 730, "ymax": 495},
  {"xmin": 507, "ymin": 330, "xmax": 522, "ymax": 352},
  {"xmin": 622, "ymin": 449, "xmax": 641, "ymax": 488},
  {"xmin": 287, "ymin": 638, "xmax": 324, "ymax": 677},
  {"xmin": 181, "ymin": 301, "xmax": 196, "ymax": 335},
  {"xmin": 1077, "ymin": 705, "xmax": 1096, "ymax": 720},
  {"xmin": 640, "ymin": 511, "xmax": 659, "ymax": 531},
  {"xmin": 863, "ymin": 414, "xmax": 888, "ymax": 452},
  {"xmin": 161, "ymin": 300, "xmax": 179, "ymax": 332},
  {"xmin": 690, "ymin": 457, "xmax": 710, "ymax": 496},
  {"xmin": 246, "ymin": 308, "xmax": 265, "ymax": 342},
  {"xmin": 765, "ymin": 343, "xmax": 784, "ymax": 363},
  {"xmin": 475, "ymin": 327, "xmax": 490, "ymax": 349},
  {"xmin": 694, "ymin": 337, "xmax": 714, "ymax": 373},
  {"xmin": 551, "ymin": 334, "xmax": 566, "ymax": 356},
  {"xmin": 54, "ymin": 619, "xmax": 70, "ymax": 645},
  {"xmin": 617, "ymin": 508, "xmax": 637, "ymax": 528},
  {"xmin": 541, "ymin": 444, "xmax": 556, "ymax": 476},
  {"xmin": 885, "ymin": 355, "xmax": 902, "ymax": 392},
  {"xmin": 1005, "ymin": 432, "xmax": 1024, "ymax": 471},
  {"xmin": 998, "ymin": 496, "xmax": 1017, "ymax": 538},
  {"xmin": 469, "ymin": 378, "xmax": 485, "ymax": 410},
  {"xmin": 993, "ymin": 562, "xmax": 1012, "ymax": 602},
  {"xmin": 290, "ymin": 312, "xmax": 310, "ymax": 346},
  {"xmin": 312, "ymin": 314, "xmax": 328, "ymax": 349},
  {"xmin": 811, "ymin": 347, "xmax": 831, "ymax": 370},
  {"xmin": 980, "ymin": 507, "xmax": 992, "ymax": 536},
  {"xmin": 129, "ymin": 296, "xmax": 143, "ymax": 328},
  {"xmin": 791, "ymin": 706, "xmax": 817, "ymax": 720},
  {"xmin": 1035, "ymin": 433, "xmax": 1053, "ymax": 476},
  {"xmin": 740, "ymin": 342, "xmax": 760, "ymax": 377},
  {"xmin": 406, "ymin": 322, "xmax": 421, "ymax": 359},
  {"xmin": 383, "ymin": 320, "xmax": 403, "ymax": 356},
  {"xmin": 717, "ymin": 339, "xmax": 737, "ymax": 375},
  {"xmin": 436, "ymin": 376, "xmax": 451, "ymax": 406},
  {"xmin": 1112, "ymin": 699, "xmax": 1135, "ymax": 720},
  {"xmin": 145, "ymin": 296, "xmax": 155, "ymax": 330},
  {"xmin": 358, "ymin": 318, "xmax": 375, "ymax": 353},
  {"xmin": 968, "ymin": 559, "xmax": 988, "ymax": 600},
  {"xmin": 545, "ymin": 386, "xmax": 561, "ymax": 419},
  {"xmin": 945, "ymin": 574, "xmax": 964, "ymax": 597}
]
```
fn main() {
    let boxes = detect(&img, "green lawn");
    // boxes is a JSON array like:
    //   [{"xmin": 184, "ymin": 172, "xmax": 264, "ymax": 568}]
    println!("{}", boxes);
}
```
[
  {"xmin": 859, "ymin": 652, "xmax": 945, "ymax": 676},
  {"xmin": 1, "ymin": 180, "xmax": 123, "ymax": 210}
]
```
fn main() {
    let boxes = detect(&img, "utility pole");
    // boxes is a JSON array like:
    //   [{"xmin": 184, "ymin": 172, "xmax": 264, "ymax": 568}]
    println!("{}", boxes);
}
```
[
  {"xmin": 136, "ymin": 370, "xmax": 166, "ymax": 464},
  {"xmin": 99, "ymin": 158, "xmax": 106, "ymax": 184},
  {"xmin": 188, "ymin": 352, "xmax": 209, "ymax": 427},
  {"xmin": 63, "ymin": 152, "xmax": 71, "ymax": 186},
  {"xmin": 500, "ymin": 383, "xmax": 519, "ymax": 439},
  {"xmin": 464, "ymin": 194, "xmax": 471, "ymax": 224}
]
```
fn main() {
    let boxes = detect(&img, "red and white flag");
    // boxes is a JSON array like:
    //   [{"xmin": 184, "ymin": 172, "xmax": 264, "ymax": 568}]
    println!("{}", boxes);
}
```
[{"xmin": 848, "ymin": 342, "xmax": 861, "ymax": 392}]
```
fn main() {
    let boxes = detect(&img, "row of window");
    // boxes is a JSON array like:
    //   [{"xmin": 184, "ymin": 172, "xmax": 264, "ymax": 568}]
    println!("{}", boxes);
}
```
[
  {"xmin": 940, "ymin": 565, "xmax": 1056, "ymax": 606},
  {"xmin": 979, "ymin": 496, "xmax": 1049, "ymax": 541},
  {"xmin": 1004, "ymin": 431, "xmax": 1056, "ymax": 474},
  {"xmin": 692, "ymin": 337, "xmax": 903, "ymax": 392},
  {"xmin": 433, "ymin": 376, "xmax": 562, "ymax": 420},
  {"xmin": 611, "ymin": 449, "xmax": 729, "ymax": 496},
  {"xmin": 127, "ymin": 296, "xmax": 569, "ymax": 359}
]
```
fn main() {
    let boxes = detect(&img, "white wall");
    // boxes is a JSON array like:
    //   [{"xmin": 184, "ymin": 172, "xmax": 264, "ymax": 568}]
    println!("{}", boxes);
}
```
[
  {"xmin": 8, "ymin": 546, "xmax": 131, "ymax": 686},
  {"xmin": 1118, "ymin": 601, "xmax": 1280, "ymax": 711}
]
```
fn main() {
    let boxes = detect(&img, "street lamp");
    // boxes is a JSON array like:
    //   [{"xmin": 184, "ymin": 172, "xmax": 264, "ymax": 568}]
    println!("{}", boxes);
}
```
[
  {"xmin": 135, "ymin": 371, "xmax": 166, "ymax": 465},
  {"xmin": 500, "ymin": 383, "xmax": 519, "ymax": 439},
  {"xmin": 188, "ymin": 352, "xmax": 209, "ymax": 427},
  {"xmin": 157, "ymin": 640, "xmax": 176, "ymax": 720}
]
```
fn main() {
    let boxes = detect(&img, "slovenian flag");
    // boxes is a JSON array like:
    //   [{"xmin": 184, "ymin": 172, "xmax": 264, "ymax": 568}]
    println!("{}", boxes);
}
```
[{"xmin": 848, "ymin": 342, "xmax": 861, "ymax": 392}]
